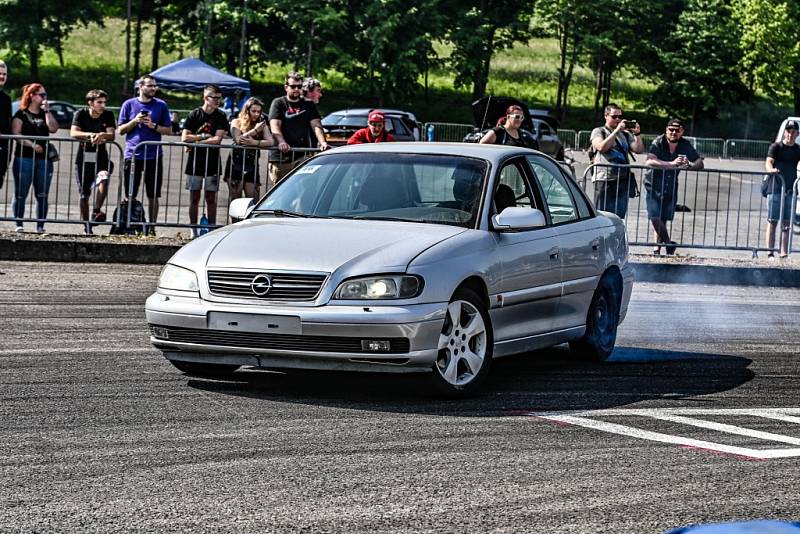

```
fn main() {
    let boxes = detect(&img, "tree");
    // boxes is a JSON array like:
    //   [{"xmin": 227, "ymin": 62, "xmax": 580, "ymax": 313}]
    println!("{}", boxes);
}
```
[
  {"xmin": 732, "ymin": 0, "xmax": 800, "ymax": 114},
  {"xmin": 446, "ymin": 0, "xmax": 531, "ymax": 101},
  {"xmin": 650, "ymin": 0, "xmax": 746, "ymax": 132},
  {"xmin": 0, "ymin": 0, "xmax": 100, "ymax": 79}
]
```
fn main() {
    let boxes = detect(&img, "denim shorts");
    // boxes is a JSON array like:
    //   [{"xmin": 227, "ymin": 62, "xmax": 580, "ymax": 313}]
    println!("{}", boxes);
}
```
[{"xmin": 767, "ymin": 192, "xmax": 794, "ymax": 225}]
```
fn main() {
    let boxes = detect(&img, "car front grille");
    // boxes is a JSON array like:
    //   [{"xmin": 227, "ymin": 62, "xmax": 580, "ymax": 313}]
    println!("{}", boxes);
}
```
[
  {"xmin": 207, "ymin": 270, "xmax": 327, "ymax": 300},
  {"xmin": 149, "ymin": 324, "xmax": 411, "ymax": 354}
]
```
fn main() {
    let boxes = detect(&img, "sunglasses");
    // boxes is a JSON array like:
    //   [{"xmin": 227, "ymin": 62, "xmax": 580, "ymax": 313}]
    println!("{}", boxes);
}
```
[
  {"xmin": 508, "ymin": 114, "xmax": 524, "ymax": 120},
  {"xmin": 206, "ymin": 95, "xmax": 222, "ymax": 100},
  {"xmin": 609, "ymin": 114, "xmax": 623, "ymax": 120},
  {"xmin": 368, "ymin": 121, "xmax": 384, "ymax": 127},
  {"xmin": 287, "ymin": 84, "xmax": 302, "ymax": 89},
  {"xmin": 667, "ymin": 127, "xmax": 681, "ymax": 133}
]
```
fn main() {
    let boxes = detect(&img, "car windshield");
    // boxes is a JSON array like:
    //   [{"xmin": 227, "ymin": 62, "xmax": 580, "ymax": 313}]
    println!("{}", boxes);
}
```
[
  {"xmin": 254, "ymin": 153, "xmax": 488, "ymax": 228},
  {"xmin": 321, "ymin": 115, "xmax": 367, "ymax": 127}
]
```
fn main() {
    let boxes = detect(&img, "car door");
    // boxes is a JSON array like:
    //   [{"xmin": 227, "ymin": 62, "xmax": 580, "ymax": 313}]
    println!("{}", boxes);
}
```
[
  {"xmin": 527, "ymin": 154, "xmax": 605, "ymax": 331},
  {"xmin": 491, "ymin": 157, "xmax": 562, "ymax": 343}
]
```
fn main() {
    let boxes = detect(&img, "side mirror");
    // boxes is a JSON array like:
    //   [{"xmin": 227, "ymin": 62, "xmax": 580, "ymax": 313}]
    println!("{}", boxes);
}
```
[
  {"xmin": 229, "ymin": 197, "xmax": 255, "ymax": 220},
  {"xmin": 492, "ymin": 206, "xmax": 547, "ymax": 230}
]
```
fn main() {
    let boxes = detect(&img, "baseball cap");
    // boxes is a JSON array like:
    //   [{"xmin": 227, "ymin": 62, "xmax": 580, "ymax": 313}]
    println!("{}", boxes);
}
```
[
  {"xmin": 667, "ymin": 118, "xmax": 685, "ymax": 129},
  {"xmin": 785, "ymin": 120, "xmax": 799, "ymax": 131},
  {"xmin": 368, "ymin": 111, "xmax": 385, "ymax": 123}
]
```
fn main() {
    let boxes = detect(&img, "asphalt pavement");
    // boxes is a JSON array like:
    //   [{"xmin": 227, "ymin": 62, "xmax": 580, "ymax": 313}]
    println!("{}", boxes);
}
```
[{"xmin": 1, "ymin": 262, "xmax": 799, "ymax": 532}]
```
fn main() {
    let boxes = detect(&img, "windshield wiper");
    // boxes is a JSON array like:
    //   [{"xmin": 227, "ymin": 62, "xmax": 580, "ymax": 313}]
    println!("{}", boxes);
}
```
[{"xmin": 254, "ymin": 209, "xmax": 313, "ymax": 218}]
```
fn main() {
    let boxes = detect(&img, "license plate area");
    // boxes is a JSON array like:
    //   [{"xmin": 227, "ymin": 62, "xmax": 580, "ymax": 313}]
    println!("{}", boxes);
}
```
[{"xmin": 207, "ymin": 312, "xmax": 302, "ymax": 335}]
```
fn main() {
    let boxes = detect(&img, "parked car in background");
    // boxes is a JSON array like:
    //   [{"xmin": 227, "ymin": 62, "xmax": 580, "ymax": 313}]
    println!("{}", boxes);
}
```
[
  {"xmin": 463, "ymin": 96, "xmax": 566, "ymax": 161},
  {"xmin": 322, "ymin": 108, "xmax": 421, "ymax": 145},
  {"xmin": 146, "ymin": 142, "xmax": 633, "ymax": 397},
  {"xmin": 11, "ymin": 100, "xmax": 77, "ymax": 129}
]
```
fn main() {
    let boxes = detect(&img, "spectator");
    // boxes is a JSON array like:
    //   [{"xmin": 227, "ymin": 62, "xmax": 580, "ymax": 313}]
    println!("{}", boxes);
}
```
[
  {"xmin": 590, "ymin": 103, "xmax": 644, "ymax": 219},
  {"xmin": 10, "ymin": 83, "xmax": 58, "ymax": 233},
  {"xmin": 478, "ymin": 105, "xmax": 539, "ymax": 149},
  {"xmin": 0, "ymin": 60, "xmax": 10, "ymax": 190},
  {"xmin": 302, "ymin": 77, "xmax": 323, "ymax": 104},
  {"xmin": 70, "ymin": 89, "xmax": 116, "ymax": 235},
  {"xmin": 226, "ymin": 96, "xmax": 273, "ymax": 201},
  {"xmin": 347, "ymin": 111, "xmax": 395, "ymax": 144},
  {"xmin": 764, "ymin": 120, "xmax": 800, "ymax": 259},
  {"xmin": 117, "ymin": 74, "xmax": 172, "ymax": 235},
  {"xmin": 181, "ymin": 85, "xmax": 229, "ymax": 238},
  {"xmin": 643, "ymin": 118, "xmax": 703, "ymax": 256},
  {"xmin": 268, "ymin": 71, "xmax": 329, "ymax": 188},
  {"xmin": 170, "ymin": 112, "xmax": 181, "ymax": 135}
]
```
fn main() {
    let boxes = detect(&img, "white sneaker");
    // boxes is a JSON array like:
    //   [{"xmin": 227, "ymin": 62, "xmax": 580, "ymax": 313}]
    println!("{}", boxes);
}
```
[
  {"xmin": 35, "ymin": 227, "xmax": 45, "ymax": 234},
  {"xmin": 14, "ymin": 226, "xmax": 23, "ymax": 233}
]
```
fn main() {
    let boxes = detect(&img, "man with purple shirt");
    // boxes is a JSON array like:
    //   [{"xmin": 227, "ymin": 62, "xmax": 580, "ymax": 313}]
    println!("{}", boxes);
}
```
[{"xmin": 117, "ymin": 74, "xmax": 171, "ymax": 234}]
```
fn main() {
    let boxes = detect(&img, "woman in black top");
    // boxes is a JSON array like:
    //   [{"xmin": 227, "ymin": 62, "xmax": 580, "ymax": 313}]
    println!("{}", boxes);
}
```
[
  {"xmin": 225, "ymin": 97, "xmax": 274, "ymax": 201},
  {"xmin": 11, "ymin": 83, "xmax": 59, "ymax": 233},
  {"xmin": 479, "ymin": 104, "xmax": 539, "ymax": 150}
]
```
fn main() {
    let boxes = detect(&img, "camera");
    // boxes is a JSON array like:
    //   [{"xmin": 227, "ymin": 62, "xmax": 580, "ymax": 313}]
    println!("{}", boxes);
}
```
[{"xmin": 624, "ymin": 120, "xmax": 637, "ymax": 129}]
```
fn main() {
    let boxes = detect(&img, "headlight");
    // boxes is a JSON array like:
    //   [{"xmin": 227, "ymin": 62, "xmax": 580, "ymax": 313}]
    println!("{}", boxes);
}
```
[
  {"xmin": 333, "ymin": 275, "xmax": 423, "ymax": 300},
  {"xmin": 158, "ymin": 264, "xmax": 199, "ymax": 292}
]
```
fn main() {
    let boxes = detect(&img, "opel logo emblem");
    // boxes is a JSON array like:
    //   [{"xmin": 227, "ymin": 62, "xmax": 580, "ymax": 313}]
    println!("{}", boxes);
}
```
[{"xmin": 250, "ymin": 274, "xmax": 273, "ymax": 296}]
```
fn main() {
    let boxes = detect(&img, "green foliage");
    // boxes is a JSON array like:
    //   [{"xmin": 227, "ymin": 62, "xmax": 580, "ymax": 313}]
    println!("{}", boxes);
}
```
[{"xmin": 732, "ymin": 0, "xmax": 800, "ymax": 99}]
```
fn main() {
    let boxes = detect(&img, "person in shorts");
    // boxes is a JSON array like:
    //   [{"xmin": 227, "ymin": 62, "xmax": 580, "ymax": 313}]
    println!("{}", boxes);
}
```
[
  {"xmin": 764, "ymin": 120, "xmax": 800, "ymax": 259},
  {"xmin": 181, "ymin": 85, "xmax": 229, "ymax": 238},
  {"xmin": 70, "ymin": 89, "xmax": 116, "ymax": 234},
  {"xmin": 643, "ymin": 118, "xmax": 703, "ymax": 255},
  {"xmin": 226, "ymin": 97, "xmax": 273, "ymax": 201},
  {"xmin": 117, "ymin": 74, "xmax": 172, "ymax": 235}
]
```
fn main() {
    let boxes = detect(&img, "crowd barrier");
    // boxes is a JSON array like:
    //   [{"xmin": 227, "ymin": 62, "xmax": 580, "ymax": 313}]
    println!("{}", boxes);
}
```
[
  {"xmin": 0, "ymin": 133, "xmax": 320, "ymax": 235},
  {"xmin": 581, "ymin": 163, "xmax": 798, "ymax": 257},
  {"xmin": 423, "ymin": 122, "xmax": 477, "ymax": 143}
]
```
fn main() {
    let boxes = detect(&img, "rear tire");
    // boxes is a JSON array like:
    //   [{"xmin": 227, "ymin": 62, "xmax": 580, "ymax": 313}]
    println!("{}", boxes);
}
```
[
  {"xmin": 169, "ymin": 360, "xmax": 241, "ymax": 378},
  {"xmin": 569, "ymin": 276, "xmax": 620, "ymax": 361},
  {"xmin": 429, "ymin": 288, "xmax": 493, "ymax": 398}
]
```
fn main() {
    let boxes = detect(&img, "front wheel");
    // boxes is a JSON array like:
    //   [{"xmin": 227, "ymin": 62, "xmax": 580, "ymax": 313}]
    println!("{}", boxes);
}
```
[
  {"xmin": 429, "ymin": 288, "xmax": 493, "ymax": 398},
  {"xmin": 569, "ymin": 276, "xmax": 620, "ymax": 361},
  {"xmin": 169, "ymin": 360, "xmax": 241, "ymax": 378}
]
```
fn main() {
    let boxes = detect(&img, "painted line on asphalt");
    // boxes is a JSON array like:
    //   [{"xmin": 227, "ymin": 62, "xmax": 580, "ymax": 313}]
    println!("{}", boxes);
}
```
[{"xmin": 524, "ymin": 408, "xmax": 800, "ymax": 460}]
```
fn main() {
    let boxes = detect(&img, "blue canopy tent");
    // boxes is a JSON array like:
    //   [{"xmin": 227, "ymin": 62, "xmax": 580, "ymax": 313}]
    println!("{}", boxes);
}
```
[{"xmin": 137, "ymin": 57, "xmax": 251, "ymax": 113}]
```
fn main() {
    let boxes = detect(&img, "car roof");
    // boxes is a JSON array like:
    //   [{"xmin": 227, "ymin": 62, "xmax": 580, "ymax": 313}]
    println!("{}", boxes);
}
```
[
  {"xmin": 325, "ymin": 108, "xmax": 417, "ymax": 119},
  {"xmin": 323, "ymin": 141, "xmax": 536, "ymax": 164}
]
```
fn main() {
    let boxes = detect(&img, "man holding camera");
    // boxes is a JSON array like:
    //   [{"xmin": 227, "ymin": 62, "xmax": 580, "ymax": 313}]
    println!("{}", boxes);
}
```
[
  {"xmin": 118, "ymin": 74, "xmax": 172, "ymax": 234},
  {"xmin": 590, "ymin": 103, "xmax": 644, "ymax": 218}
]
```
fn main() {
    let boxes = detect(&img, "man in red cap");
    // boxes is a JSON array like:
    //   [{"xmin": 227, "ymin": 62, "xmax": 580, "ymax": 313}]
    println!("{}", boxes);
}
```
[{"xmin": 347, "ymin": 111, "xmax": 395, "ymax": 144}]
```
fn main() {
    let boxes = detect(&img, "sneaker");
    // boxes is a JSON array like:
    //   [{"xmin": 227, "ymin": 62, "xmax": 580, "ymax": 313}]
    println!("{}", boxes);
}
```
[
  {"xmin": 35, "ymin": 227, "xmax": 45, "ymax": 234},
  {"xmin": 767, "ymin": 252, "xmax": 776, "ymax": 261},
  {"xmin": 14, "ymin": 225, "xmax": 23, "ymax": 233},
  {"xmin": 92, "ymin": 210, "xmax": 106, "ymax": 223},
  {"xmin": 84, "ymin": 223, "xmax": 93, "ymax": 236},
  {"xmin": 147, "ymin": 226, "xmax": 156, "ymax": 237},
  {"xmin": 665, "ymin": 241, "xmax": 677, "ymax": 256}
]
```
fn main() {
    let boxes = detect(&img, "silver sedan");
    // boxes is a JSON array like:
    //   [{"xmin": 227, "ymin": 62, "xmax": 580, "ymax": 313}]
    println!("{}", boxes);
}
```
[{"xmin": 145, "ymin": 143, "xmax": 634, "ymax": 396}]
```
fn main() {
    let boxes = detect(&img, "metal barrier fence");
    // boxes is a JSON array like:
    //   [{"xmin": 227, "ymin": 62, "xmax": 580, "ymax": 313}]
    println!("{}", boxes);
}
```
[
  {"xmin": 423, "ymin": 122, "xmax": 477, "ymax": 143},
  {"xmin": 557, "ymin": 129, "xmax": 577, "ymax": 149},
  {"xmin": 723, "ymin": 139, "xmax": 772, "ymax": 160},
  {"xmin": 0, "ymin": 134, "xmax": 126, "ymax": 233},
  {"xmin": 0, "ymin": 133, "xmax": 320, "ymax": 236},
  {"xmin": 580, "ymin": 163, "xmax": 798, "ymax": 256}
]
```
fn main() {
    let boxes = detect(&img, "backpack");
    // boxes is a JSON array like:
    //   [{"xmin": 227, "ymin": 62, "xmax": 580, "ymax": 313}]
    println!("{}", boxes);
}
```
[{"xmin": 110, "ymin": 199, "xmax": 146, "ymax": 235}]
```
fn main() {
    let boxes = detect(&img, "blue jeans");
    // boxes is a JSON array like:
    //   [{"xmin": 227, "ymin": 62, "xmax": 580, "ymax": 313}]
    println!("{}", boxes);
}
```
[{"xmin": 12, "ymin": 156, "xmax": 54, "ymax": 229}]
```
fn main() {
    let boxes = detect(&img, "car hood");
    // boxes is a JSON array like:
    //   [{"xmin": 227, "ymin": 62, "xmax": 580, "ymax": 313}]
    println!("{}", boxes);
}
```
[{"xmin": 204, "ymin": 218, "xmax": 468, "ymax": 274}]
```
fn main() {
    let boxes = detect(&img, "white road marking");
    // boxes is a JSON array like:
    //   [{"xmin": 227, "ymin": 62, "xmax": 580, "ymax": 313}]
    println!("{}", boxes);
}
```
[{"xmin": 525, "ymin": 408, "xmax": 800, "ymax": 460}]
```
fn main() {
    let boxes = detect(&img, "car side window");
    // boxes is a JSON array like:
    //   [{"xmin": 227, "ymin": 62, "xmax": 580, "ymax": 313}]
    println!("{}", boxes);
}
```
[
  {"xmin": 539, "ymin": 123, "xmax": 551, "ymax": 136},
  {"xmin": 526, "ymin": 155, "xmax": 578, "ymax": 224},
  {"xmin": 496, "ymin": 160, "xmax": 535, "ymax": 213},
  {"xmin": 391, "ymin": 118, "xmax": 409, "ymax": 136}
]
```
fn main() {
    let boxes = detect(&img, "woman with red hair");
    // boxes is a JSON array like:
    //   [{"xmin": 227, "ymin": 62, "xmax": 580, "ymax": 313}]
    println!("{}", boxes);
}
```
[
  {"xmin": 11, "ymin": 83, "xmax": 58, "ymax": 233},
  {"xmin": 479, "ymin": 104, "xmax": 539, "ymax": 150}
]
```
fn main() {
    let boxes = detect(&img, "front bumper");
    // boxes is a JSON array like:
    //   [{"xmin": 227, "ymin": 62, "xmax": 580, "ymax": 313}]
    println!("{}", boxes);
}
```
[{"xmin": 145, "ymin": 292, "xmax": 447, "ymax": 373}]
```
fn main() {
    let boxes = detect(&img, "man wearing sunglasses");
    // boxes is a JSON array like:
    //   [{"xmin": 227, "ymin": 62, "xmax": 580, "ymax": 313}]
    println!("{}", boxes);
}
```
[
  {"xmin": 181, "ymin": 85, "xmax": 230, "ymax": 238},
  {"xmin": 590, "ymin": 103, "xmax": 644, "ymax": 218},
  {"xmin": 643, "ymin": 118, "xmax": 703, "ymax": 256},
  {"xmin": 268, "ymin": 71, "xmax": 329, "ymax": 188},
  {"xmin": 347, "ymin": 111, "xmax": 395, "ymax": 144}
]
